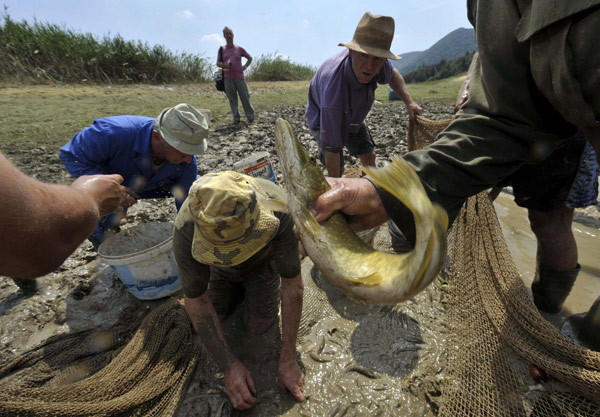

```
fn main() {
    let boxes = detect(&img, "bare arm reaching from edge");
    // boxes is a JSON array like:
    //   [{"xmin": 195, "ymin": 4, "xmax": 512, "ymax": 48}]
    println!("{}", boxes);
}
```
[
  {"xmin": 454, "ymin": 52, "xmax": 478, "ymax": 114},
  {"xmin": 0, "ymin": 152, "xmax": 123, "ymax": 278}
]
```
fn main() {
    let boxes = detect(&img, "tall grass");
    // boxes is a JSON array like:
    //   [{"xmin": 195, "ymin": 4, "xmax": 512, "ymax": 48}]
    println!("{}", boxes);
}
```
[
  {"xmin": 247, "ymin": 53, "xmax": 315, "ymax": 82},
  {"xmin": 0, "ymin": 9, "xmax": 213, "ymax": 84}
]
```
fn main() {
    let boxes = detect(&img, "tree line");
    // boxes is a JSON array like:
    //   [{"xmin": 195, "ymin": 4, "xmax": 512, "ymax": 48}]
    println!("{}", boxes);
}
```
[{"xmin": 403, "ymin": 52, "xmax": 475, "ymax": 84}]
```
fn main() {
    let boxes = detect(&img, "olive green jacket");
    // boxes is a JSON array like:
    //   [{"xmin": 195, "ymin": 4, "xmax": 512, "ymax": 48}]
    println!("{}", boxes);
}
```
[{"xmin": 381, "ymin": 0, "xmax": 600, "ymax": 244}]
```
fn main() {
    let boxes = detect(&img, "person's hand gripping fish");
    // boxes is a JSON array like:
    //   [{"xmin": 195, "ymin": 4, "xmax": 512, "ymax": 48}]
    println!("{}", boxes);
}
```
[{"xmin": 272, "ymin": 118, "xmax": 448, "ymax": 304}]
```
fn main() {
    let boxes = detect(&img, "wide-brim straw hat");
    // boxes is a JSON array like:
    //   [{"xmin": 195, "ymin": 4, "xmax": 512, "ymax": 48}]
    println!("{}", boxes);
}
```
[
  {"xmin": 188, "ymin": 171, "xmax": 280, "ymax": 267},
  {"xmin": 156, "ymin": 103, "xmax": 209, "ymax": 155},
  {"xmin": 339, "ymin": 11, "xmax": 402, "ymax": 60}
]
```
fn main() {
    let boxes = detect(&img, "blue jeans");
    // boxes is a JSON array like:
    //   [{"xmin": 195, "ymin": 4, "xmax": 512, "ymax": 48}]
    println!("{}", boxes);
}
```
[{"xmin": 224, "ymin": 78, "xmax": 255, "ymax": 122}]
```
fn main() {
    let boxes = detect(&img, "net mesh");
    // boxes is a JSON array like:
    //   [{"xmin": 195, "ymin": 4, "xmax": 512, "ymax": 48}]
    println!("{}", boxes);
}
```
[
  {"xmin": 406, "ymin": 115, "xmax": 453, "ymax": 152},
  {"xmin": 0, "ymin": 299, "xmax": 201, "ymax": 417},
  {"xmin": 409, "ymin": 116, "xmax": 600, "ymax": 416}
]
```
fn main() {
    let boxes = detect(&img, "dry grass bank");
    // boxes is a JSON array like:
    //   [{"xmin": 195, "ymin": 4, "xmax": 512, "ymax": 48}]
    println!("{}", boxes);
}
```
[{"xmin": 0, "ymin": 75, "xmax": 464, "ymax": 151}]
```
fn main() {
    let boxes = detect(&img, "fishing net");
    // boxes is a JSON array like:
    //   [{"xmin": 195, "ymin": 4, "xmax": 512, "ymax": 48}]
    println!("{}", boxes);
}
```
[
  {"xmin": 0, "ymin": 299, "xmax": 201, "ymax": 417},
  {"xmin": 406, "ymin": 115, "xmax": 453, "ymax": 152},
  {"xmin": 409, "ymin": 115, "xmax": 600, "ymax": 416}
]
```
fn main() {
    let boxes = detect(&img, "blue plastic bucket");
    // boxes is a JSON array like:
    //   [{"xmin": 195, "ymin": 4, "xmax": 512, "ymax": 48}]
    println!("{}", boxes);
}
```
[{"xmin": 98, "ymin": 222, "xmax": 181, "ymax": 300}]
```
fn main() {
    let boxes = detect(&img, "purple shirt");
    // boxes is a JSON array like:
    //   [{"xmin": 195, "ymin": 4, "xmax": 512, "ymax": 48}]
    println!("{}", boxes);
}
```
[
  {"xmin": 306, "ymin": 49, "xmax": 394, "ymax": 152},
  {"xmin": 219, "ymin": 45, "xmax": 250, "ymax": 79}
]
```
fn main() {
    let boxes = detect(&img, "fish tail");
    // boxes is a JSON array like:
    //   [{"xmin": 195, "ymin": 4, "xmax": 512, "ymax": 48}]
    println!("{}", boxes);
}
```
[
  {"xmin": 410, "ymin": 230, "xmax": 435, "ymax": 292},
  {"xmin": 361, "ymin": 156, "xmax": 427, "ymax": 218},
  {"xmin": 434, "ymin": 204, "xmax": 449, "ymax": 231},
  {"xmin": 412, "ymin": 205, "xmax": 449, "ymax": 292}
]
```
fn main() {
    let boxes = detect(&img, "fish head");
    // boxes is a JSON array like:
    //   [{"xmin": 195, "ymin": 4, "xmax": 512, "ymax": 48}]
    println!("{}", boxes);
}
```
[{"xmin": 274, "ymin": 118, "xmax": 330, "ymax": 203}]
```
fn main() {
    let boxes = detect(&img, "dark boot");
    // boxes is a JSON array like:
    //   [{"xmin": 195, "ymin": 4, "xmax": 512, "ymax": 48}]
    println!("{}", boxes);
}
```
[
  {"xmin": 531, "ymin": 260, "xmax": 579, "ymax": 314},
  {"xmin": 11, "ymin": 277, "xmax": 38, "ymax": 296},
  {"xmin": 568, "ymin": 297, "xmax": 600, "ymax": 351}
]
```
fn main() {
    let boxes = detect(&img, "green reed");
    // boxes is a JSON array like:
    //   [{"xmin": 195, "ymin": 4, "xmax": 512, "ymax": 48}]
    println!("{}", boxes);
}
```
[
  {"xmin": 0, "ymin": 9, "xmax": 213, "ymax": 84},
  {"xmin": 246, "ymin": 53, "xmax": 315, "ymax": 82}
]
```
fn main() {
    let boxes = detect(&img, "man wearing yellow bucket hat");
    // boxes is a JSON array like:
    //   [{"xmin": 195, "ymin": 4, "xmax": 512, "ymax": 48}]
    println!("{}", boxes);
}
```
[
  {"xmin": 173, "ymin": 171, "xmax": 305, "ymax": 411},
  {"xmin": 59, "ymin": 103, "xmax": 209, "ymax": 247}
]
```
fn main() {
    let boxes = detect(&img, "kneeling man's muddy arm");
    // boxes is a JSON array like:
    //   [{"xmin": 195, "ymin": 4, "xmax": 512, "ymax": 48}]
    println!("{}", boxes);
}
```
[
  {"xmin": 184, "ymin": 293, "xmax": 238, "ymax": 371},
  {"xmin": 184, "ymin": 294, "xmax": 258, "ymax": 410},
  {"xmin": 279, "ymin": 273, "xmax": 305, "ymax": 401}
]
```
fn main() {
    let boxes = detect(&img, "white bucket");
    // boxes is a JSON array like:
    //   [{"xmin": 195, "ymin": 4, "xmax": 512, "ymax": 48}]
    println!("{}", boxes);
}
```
[
  {"xmin": 98, "ymin": 222, "xmax": 181, "ymax": 300},
  {"xmin": 233, "ymin": 151, "xmax": 277, "ymax": 183}
]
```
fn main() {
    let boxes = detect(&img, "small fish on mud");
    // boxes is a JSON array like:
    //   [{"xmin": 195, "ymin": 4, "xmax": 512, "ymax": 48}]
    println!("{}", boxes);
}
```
[{"xmin": 271, "ymin": 118, "xmax": 448, "ymax": 304}]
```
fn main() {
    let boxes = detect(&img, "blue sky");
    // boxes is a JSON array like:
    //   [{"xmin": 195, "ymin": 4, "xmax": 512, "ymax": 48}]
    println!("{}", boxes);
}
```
[{"xmin": 3, "ymin": 0, "xmax": 471, "ymax": 68}]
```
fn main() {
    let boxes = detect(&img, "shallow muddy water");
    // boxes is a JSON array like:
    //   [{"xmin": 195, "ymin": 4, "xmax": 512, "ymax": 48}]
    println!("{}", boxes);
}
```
[{"xmin": 494, "ymin": 192, "xmax": 600, "ymax": 316}]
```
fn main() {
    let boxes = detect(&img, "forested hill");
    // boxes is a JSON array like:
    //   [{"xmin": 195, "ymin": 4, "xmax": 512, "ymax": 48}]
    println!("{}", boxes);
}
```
[
  {"xmin": 393, "ymin": 28, "xmax": 476, "ymax": 75},
  {"xmin": 403, "ymin": 51, "xmax": 475, "ymax": 83}
]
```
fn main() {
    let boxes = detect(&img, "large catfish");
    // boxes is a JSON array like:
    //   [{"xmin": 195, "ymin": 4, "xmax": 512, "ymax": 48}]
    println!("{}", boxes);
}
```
[{"xmin": 272, "ymin": 118, "xmax": 448, "ymax": 304}]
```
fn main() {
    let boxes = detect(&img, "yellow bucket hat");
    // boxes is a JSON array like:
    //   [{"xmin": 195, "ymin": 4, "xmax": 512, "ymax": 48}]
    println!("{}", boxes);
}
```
[{"xmin": 188, "ymin": 171, "xmax": 280, "ymax": 266}]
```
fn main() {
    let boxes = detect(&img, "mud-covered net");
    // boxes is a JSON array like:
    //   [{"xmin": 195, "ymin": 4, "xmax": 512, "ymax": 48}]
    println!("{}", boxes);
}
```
[
  {"xmin": 409, "ymin": 115, "xmax": 600, "ymax": 416},
  {"xmin": 0, "ymin": 299, "xmax": 201, "ymax": 417}
]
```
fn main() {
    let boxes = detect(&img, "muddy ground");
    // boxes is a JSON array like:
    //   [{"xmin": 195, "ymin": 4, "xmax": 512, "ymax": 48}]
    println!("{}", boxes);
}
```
[{"xmin": 1, "ymin": 101, "xmax": 599, "ymax": 416}]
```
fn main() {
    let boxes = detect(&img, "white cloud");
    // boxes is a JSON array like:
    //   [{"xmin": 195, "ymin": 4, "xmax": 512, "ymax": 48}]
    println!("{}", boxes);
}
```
[
  {"xmin": 176, "ymin": 10, "xmax": 194, "ymax": 19},
  {"xmin": 201, "ymin": 33, "xmax": 224, "ymax": 44},
  {"xmin": 275, "ymin": 52, "xmax": 289, "ymax": 60},
  {"xmin": 298, "ymin": 19, "xmax": 310, "ymax": 29}
]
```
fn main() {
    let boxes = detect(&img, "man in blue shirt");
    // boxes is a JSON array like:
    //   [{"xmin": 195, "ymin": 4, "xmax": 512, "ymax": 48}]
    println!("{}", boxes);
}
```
[
  {"xmin": 60, "ymin": 103, "xmax": 209, "ymax": 246},
  {"xmin": 306, "ymin": 11, "xmax": 423, "ymax": 177}
]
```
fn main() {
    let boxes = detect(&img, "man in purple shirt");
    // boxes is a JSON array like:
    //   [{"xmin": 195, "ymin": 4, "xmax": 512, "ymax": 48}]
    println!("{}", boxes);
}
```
[
  {"xmin": 217, "ymin": 26, "xmax": 255, "ymax": 124},
  {"xmin": 306, "ymin": 12, "xmax": 423, "ymax": 177}
]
